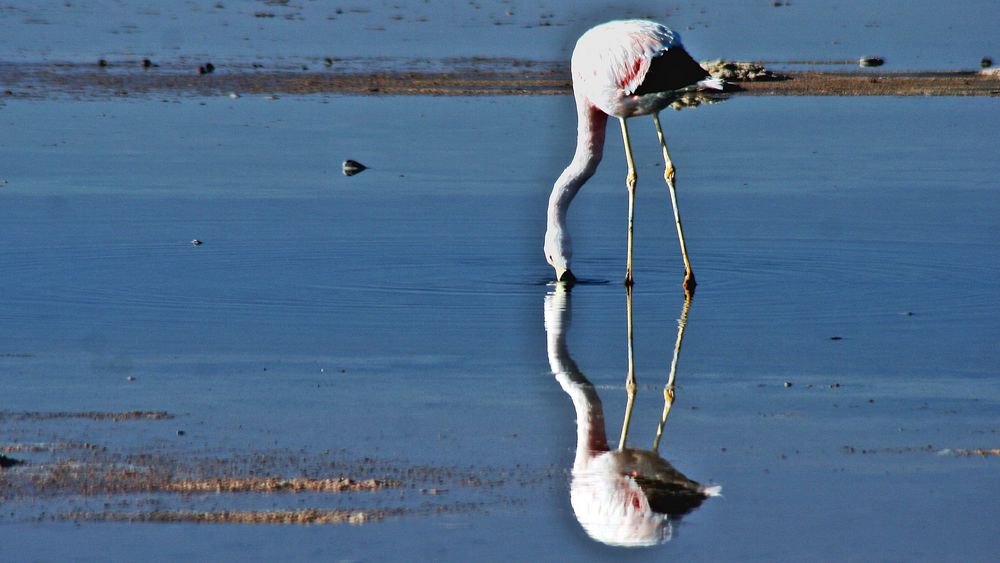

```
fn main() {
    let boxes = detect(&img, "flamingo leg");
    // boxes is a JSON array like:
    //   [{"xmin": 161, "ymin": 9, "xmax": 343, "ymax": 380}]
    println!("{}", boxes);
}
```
[
  {"xmin": 652, "ymin": 291, "xmax": 693, "ymax": 451},
  {"xmin": 618, "ymin": 118, "xmax": 638, "ymax": 287},
  {"xmin": 618, "ymin": 285, "xmax": 637, "ymax": 450},
  {"xmin": 652, "ymin": 113, "xmax": 697, "ymax": 292}
]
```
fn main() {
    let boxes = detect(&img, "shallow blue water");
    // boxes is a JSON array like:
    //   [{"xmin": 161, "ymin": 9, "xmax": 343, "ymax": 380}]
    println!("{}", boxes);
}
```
[
  {"xmin": 1, "ymin": 0, "xmax": 997, "ymax": 69},
  {"xmin": 1, "ymin": 94, "xmax": 999, "ymax": 560}
]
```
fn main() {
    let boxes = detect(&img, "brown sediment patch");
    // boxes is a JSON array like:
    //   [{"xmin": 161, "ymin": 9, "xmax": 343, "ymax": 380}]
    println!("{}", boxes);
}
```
[
  {"xmin": 2, "ymin": 59, "xmax": 998, "ymax": 99},
  {"xmin": 841, "ymin": 446, "xmax": 1000, "ymax": 456},
  {"xmin": 737, "ymin": 71, "xmax": 1000, "ymax": 97},
  {"xmin": 841, "ymin": 445, "xmax": 938, "ymax": 455},
  {"xmin": 942, "ymin": 448, "xmax": 1000, "ymax": 457},
  {"xmin": 0, "ymin": 411, "xmax": 173, "ymax": 422},
  {"xmin": 58, "ymin": 508, "xmax": 402, "ymax": 524},
  {"xmin": 24, "ymin": 460, "xmax": 401, "ymax": 496},
  {"xmin": 2, "ymin": 442, "xmax": 100, "ymax": 453},
  {"xmin": 163, "ymin": 477, "xmax": 401, "ymax": 494}
]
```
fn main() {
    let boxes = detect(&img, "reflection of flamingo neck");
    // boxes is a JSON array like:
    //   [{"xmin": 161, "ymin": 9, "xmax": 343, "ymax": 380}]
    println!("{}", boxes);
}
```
[
  {"xmin": 544, "ymin": 291, "xmax": 609, "ymax": 469},
  {"xmin": 556, "ymin": 373, "xmax": 609, "ymax": 470}
]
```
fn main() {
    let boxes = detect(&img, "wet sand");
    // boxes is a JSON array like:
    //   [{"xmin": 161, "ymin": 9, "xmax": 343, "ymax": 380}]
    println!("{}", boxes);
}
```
[{"xmin": 3, "ymin": 59, "xmax": 999, "ymax": 98}]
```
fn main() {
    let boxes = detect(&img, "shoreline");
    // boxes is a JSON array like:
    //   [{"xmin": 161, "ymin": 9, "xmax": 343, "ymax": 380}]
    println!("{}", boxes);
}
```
[{"xmin": 2, "ymin": 60, "xmax": 998, "ymax": 99}]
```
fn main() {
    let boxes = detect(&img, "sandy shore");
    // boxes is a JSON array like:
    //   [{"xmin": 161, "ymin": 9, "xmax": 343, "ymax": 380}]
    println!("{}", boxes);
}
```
[{"xmin": 2, "ymin": 60, "xmax": 998, "ymax": 98}]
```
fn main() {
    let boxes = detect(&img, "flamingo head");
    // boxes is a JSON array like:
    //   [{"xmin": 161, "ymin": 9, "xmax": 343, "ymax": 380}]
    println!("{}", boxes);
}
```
[{"xmin": 544, "ymin": 227, "xmax": 575, "ymax": 283}]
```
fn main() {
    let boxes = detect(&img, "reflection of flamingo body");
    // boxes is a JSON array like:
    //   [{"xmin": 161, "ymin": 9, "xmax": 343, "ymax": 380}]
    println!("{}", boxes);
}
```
[
  {"xmin": 544, "ymin": 20, "xmax": 723, "ymax": 289},
  {"xmin": 544, "ymin": 286, "xmax": 719, "ymax": 547}
]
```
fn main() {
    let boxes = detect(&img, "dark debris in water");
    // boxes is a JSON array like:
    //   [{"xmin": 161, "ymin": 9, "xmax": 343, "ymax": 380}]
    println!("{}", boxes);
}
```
[
  {"xmin": 342, "ymin": 159, "xmax": 367, "ymax": 176},
  {"xmin": 0, "ymin": 454, "xmax": 25, "ymax": 468},
  {"xmin": 859, "ymin": 56, "xmax": 885, "ymax": 68}
]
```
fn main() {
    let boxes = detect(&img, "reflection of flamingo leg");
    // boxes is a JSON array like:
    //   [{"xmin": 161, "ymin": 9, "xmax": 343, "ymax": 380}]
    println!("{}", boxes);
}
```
[
  {"xmin": 619, "ymin": 285, "xmax": 637, "ymax": 450},
  {"xmin": 653, "ymin": 292, "xmax": 693, "ymax": 452},
  {"xmin": 544, "ymin": 281, "xmax": 719, "ymax": 548}
]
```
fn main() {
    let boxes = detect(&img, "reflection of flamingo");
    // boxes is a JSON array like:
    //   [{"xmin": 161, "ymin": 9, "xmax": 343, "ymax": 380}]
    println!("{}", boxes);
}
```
[
  {"xmin": 544, "ymin": 20, "xmax": 724, "ymax": 289},
  {"xmin": 544, "ymin": 284, "xmax": 719, "ymax": 547}
]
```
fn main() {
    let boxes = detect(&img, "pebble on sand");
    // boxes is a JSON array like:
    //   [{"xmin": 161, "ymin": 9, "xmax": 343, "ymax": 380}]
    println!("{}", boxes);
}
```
[{"xmin": 343, "ymin": 160, "xmax": 367, "ymax": 176}]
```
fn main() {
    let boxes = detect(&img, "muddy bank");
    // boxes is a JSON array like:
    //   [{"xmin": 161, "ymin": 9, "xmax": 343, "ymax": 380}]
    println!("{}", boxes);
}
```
[
  {"xmin": 2, "ymin": 59, "xmax": 998, "ymax": 99},
  {"xmin": 1, "ymin": 409, "xmax": 553, "ymax": 526}
]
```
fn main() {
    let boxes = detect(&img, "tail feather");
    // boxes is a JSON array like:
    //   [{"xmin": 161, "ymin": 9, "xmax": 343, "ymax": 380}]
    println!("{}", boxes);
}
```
[
  {"xmin": 697, "ymin": 76, "xmax": 726, "ymax": 91},
  {"xmin": 701, "ymin": 484, "xmax": 723, "ymax": 497}
]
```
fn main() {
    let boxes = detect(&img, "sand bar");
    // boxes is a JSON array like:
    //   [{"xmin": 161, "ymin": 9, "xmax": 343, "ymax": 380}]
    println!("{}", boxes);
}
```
[{"xmin": 2, "ymin": 60, "xmax": 998, "ymax": 98}]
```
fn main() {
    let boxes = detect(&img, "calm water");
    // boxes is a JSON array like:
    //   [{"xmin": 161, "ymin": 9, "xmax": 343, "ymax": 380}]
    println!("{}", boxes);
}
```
[
  {"xmin": 2, "ymin": 1, "xmax": 1000, "ymax": 558},
  {"xmin": 2, "ymin": 93, "xmax": 998, "ymax": 560},
  {"xmin": 2, "ymin": 0, "xmax": 998, "ymax": 69}
]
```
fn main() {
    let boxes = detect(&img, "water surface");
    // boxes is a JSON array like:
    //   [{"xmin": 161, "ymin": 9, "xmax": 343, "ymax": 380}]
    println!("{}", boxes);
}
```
[{"xmin": 2, "ymin": 93, "xmax": 998, "ymax": 560}]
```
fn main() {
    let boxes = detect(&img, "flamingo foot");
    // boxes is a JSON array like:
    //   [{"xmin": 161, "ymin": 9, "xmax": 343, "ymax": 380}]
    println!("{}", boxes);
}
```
[{"xmin": 683, "ymin": 272, "xmax": 697, "ymax": 293}]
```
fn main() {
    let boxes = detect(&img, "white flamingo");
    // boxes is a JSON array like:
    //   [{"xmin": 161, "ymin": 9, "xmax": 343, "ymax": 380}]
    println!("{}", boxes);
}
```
[{"xmin": 545, "ymin": 20, "xmax": 723, "ymax": 290}]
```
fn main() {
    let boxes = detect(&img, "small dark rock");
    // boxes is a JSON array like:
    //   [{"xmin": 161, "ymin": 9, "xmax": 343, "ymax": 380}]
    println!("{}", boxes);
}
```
[
  {"xmin": 859, "ymin": 56, "xmax": 885, "ymax": 67},
  {"xmin": 829, "ymin": 336, "xmax": 843, "ymax": 340},
  {"xmin": 0, "ymin": 454, "xmax": 24, "ymax": 468},
  {"xmin": 98, "ymin": 59, "xmax": 109, "ymax": 67},
  {"xmin": 343, "ymin": 160, "xmax": 367, "ymax": 176}
]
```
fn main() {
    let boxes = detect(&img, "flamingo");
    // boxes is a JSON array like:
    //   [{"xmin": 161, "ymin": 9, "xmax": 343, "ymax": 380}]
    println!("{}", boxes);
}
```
[{"xmin": 544, "ymin": 20, "xmax": 723, "ymax": 290}]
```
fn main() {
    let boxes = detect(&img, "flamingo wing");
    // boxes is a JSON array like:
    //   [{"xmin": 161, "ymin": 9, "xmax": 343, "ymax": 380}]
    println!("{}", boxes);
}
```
[{"xmin": 574, "ymin": 20, "xmax": 681, "ymax": 94}]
